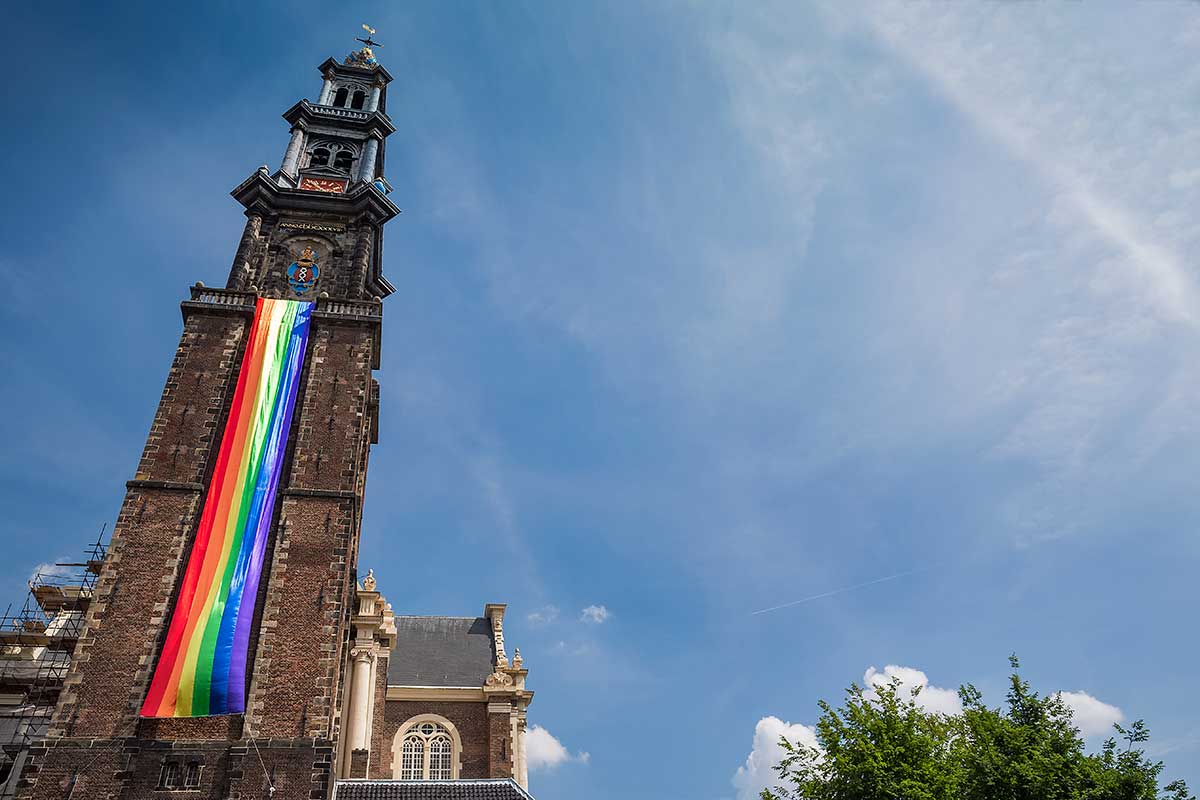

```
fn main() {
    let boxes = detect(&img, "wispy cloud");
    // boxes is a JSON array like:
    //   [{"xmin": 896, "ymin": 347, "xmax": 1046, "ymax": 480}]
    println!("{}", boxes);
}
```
[
  {"xmin": 580, "ymin": 605, "xmax": 611, "ymax": 625},
  {"xmin": 526, "ymin": 605, "xmax": 560, "ymax": 626},
  {"xmin": 752, "ymin": 567, "xmax": 932, "ymax": 616}
]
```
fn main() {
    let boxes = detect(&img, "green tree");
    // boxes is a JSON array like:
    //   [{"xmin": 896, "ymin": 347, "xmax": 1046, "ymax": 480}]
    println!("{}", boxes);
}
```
[
  {"xmin": 762, "ymin": 677, "xmax": 960, "ymax": 800},
  {"xmin": 762, "ymin": 657, "xmax": 1192, "ymax": 800}
]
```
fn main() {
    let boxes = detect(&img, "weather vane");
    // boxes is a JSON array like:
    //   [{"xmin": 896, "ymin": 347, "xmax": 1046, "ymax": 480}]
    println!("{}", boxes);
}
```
[
  {"xmin": 346, "ymin": 24, "xmax": 383, "ymax": 68},
  {"xmin": 356, "ymin": 24, "xmax": 384, "ymax": 50}
]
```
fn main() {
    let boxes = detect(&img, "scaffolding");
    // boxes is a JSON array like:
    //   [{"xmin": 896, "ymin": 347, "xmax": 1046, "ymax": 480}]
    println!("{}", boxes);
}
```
[{"xmin": 0, "ymin": 530, "xmax": 107, "ymax": 798}]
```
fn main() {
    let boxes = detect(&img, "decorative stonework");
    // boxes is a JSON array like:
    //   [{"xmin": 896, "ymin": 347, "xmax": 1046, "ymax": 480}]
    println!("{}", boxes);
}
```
[
  {"xmin": 287, "ymin": 246, "xmax": 320, "ymax": 295},
  {"xmin": 484, "ymin": 671, "xmax": 513, "ymax": 689},
  {"xmin": 485, "ymin": 604, "xmax": 508, "ymax": 668},
  {"xmin": 280, "ymin": 219, "xmax": 347, "ymax": 233},
  {"xmin": 345, "ymin": 47, "xmax": 379, "ymax": 68}
]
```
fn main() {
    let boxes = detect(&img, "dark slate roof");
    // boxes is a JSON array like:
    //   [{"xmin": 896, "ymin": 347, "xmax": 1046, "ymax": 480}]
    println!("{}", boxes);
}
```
[
  {"xmin": 387, "ymin": 616, "xmax": 495, "ymax": 687},
  {"xmin": 333, "ymin": 780, "xmax": 534, "ymax": 800}
]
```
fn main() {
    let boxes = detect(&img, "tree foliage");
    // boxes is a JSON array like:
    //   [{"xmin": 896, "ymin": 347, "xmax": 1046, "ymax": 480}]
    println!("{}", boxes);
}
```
[{"xmin": 763, "ymin": 657, "xmax": 1192, "ymax": 800}]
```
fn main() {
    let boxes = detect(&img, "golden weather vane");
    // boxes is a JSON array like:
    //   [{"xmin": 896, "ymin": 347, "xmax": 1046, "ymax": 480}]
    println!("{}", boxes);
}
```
[{"xmin": 356, "ymin": 23, "xmax": 384, "ymax": 50}]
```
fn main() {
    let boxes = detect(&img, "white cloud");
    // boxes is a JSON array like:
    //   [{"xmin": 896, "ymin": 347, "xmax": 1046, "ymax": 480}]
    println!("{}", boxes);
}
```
[
  {"xmin": 863, "ymin": 664, "xmax": 962, "ymax": 716},
  {"xmin": 525, "ymin": 725, "xmax": 588, "ymax": 771},
  {"xmin": 526, "ymin": 605, "xmax": 560, "ymax": 626},
  {"xmin": 732, "ymin": 716, "xmax": 819, "ymax": 800},
  {"xmin": 580, "ymin": 605, "xmax": 611, "ymax": 624},
  {"xmin": 29, "ymin": 561, "xmax": 77, "ymax": 583},
  {"xmin": 1056, "ymin": 690, "xmax": 1123, "ymax": 736}
]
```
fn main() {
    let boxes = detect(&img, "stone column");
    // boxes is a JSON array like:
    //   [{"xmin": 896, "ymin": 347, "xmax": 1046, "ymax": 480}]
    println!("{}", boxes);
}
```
[
  {"xmin": 358, "ymin": 137, "xmax": 379, "ymax": 183},
  {"xmin": 348, "ymin": 647, "xmax": 375, "ymax": 752},
  {"xmin": 227, "ymin": 214, "xmax": 262, "ymax": 289},
  {"xmin": 517, "ymin": 710, "xmax": 529, "ymax": 788},
  {"xmin": 318, "ymin": 76, "xmax": 335, "ymax": 105},
  {"xmin": 280, "ymin": 127, "xmax": 305, "ymax": 177},
  {"xmin": 368, "ymin": 85, "xmax": 382, "ymax": 112},
  {"xmin": 350, "ymin": 228, "xmax": 373, "ymax": 299}
]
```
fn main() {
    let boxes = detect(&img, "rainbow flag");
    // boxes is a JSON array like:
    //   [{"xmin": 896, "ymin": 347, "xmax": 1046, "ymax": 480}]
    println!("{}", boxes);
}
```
[{"xmin": 141, "ymin": 298, "xmax": 313, "ymax": 717}]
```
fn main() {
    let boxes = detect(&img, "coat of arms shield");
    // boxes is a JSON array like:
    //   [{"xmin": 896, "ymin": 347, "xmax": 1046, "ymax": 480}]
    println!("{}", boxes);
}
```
[{"xmin": 287, "ymin": 247, "xmax": 320, "ymax": 295}]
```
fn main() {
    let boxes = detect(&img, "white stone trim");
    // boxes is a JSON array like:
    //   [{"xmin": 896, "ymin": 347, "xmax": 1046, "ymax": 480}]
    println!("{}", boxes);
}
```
[
  {"xmin": 393, "ymin": 714, "xmax": 463, "ymax": 780},
  {"xmin": 386, "ymin": 686, "xmax": 486, "ymax": 702}
]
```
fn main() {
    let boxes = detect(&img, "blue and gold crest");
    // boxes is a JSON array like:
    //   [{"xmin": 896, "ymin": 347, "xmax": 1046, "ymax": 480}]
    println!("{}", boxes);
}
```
[{"xmin": 287, "ymin": 247, "xmax": 320, "ymax": 295}]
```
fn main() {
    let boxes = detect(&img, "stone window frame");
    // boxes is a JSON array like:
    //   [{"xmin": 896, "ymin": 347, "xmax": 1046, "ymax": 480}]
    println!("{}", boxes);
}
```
[
  {"xmin": 156, "ymin": 757, "xmax": 204, "ymax": 791},
  {"xmin": 304, "ymin": 139, "xmax": 360, "ymax": 176},
  {"xmin": 392, "ymin": 714, "xmax": 463, "ymax": 781},
  {"xmin": 331, "ymin": 81, "xmax": 371, "ymax": 109}
]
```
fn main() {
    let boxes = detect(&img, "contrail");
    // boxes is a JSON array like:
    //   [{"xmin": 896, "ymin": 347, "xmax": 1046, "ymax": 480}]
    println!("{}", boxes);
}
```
[{"xmin": 751, "ymin": 566, "xmax": 930, "ymax": 616}]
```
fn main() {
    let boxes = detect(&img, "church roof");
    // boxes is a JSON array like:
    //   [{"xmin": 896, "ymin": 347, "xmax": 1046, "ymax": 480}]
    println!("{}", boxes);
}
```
[
  {"xmin": 387, "ymin": 616, "xmax": 495, "ymax": 687},
  {"xmin": 333, "ymin": 780, "xmax": 534, "ymax": 800}
]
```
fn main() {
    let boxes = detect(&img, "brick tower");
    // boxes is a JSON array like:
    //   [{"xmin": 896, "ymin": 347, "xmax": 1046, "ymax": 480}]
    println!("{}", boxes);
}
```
[{"xmin": 17, "ymin": 38, "xmax": 400, "ymax": 800}]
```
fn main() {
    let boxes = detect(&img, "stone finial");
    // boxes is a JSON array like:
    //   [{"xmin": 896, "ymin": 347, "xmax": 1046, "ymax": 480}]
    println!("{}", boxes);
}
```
[
  {"xmin": 362, "ymin": 569, "xmax": 376, "ymax": 591},
  {"xmin": 513, "ymin": 648, "xmax": 522, "ymax": 669}
]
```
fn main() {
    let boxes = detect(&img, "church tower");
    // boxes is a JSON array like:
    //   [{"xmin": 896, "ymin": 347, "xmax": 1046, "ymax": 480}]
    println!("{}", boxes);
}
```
[{"xmin": 17, "ymin": 39, "xmax": 401, "ymax": 799}]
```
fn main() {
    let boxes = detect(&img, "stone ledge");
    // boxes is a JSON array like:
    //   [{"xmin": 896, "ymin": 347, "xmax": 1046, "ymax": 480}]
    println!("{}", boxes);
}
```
[
  {"xmin": 125, "ymin": 479, "xmax": 205, "ymax": 492},
  {"xmin": 282, "ymin": 487, "xmax": 359, "ymax": 499}
]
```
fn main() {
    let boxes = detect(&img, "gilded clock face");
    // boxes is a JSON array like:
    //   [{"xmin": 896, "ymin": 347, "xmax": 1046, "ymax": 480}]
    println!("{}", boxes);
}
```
[{"xmin": 299, "ymin": 177, "xmax": 347, "ymax": 193}]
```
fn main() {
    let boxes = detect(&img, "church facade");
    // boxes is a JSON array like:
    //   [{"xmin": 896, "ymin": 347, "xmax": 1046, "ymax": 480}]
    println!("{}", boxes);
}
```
[{"xmin": 14, "ymin": 39, "xmax": 534, "ymax": 800}]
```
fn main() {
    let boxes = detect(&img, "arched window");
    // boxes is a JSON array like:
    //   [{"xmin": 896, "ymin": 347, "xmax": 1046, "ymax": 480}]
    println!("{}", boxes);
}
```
[
  {"xmin": 333, "ymin": 149, "xmax": 354, "ymax": 172},
  {"xmin": 310, "ymin": 148, "xmax": 330, "ymax": 168},
  {"xmin": 428, "ymin": 735, "xmax": 453, "ymax": 779},
  {"xmin": 333, "ymin": 87, "xmax": 349, "ymax": 107},
  {"xmin": 393, "ymin": 716, "xmax": 461, "ymax": 780},
  {"xmin": 400, "ymin": 736, "xmax": 424, "ymax": 780},
  {"xmin": 351, "ymin": 90, "xmax": 366, "ymax": 110}
]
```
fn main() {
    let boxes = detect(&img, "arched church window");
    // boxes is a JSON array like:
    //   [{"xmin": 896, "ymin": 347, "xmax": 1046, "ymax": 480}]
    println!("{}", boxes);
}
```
[
  {"xmin": 333, "ymin": 87, "xmax": 349, "ymax": 107},
  {"xmin": 333, "ymin": 149, "xmax": 354, "ymax": 172},
  {"xmin": 400, "ymin": 736, "xmax": 424, "ymax": 780},
  {"xmin": 351, "ymin": 90, "xmax": 367, "ymax": 110},
  {"xmin": 310, "ymin": 148, "xmax": 330, "ymax": 168},
  {"xmin": 394, "ymin": 718, "xmax": 461, "ymax": 780},
  {"xmin": 428, "ymin": 735, "xmax": 453, "ymax": 779}
]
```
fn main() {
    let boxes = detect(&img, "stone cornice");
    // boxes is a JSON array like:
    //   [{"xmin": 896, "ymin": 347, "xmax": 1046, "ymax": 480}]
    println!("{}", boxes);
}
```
[
  {"xmin": 230, "ymin": 169, "xmax": 400, "ymax": 228},
  {"xmin": 281, "ymin": 100, "xmax": 396, "ymax": 139},
  {"xmin": 385, "ymin": 686, "xmax": 486, "ymax": 703},
  {"xmin": 317, "ymin": 57, "xmax": 395, "ymax": 85}
]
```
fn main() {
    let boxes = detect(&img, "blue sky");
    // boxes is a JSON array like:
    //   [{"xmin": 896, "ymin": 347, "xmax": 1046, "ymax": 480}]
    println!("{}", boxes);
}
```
[{"xmin": 3, "ymin": 1, "xmax": 1199, "ymax": 797}]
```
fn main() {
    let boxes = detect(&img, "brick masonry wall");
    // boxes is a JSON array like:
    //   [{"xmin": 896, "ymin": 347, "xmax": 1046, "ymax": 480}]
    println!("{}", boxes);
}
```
[
  {"xmin": 380, "ymin": 701, "xmax": 491, "ymax": 779},
  {"xmin": 52, "ymin": 311, "xmax": 248, "ymax": 739},
  {"xmin": 25, "ymin": 308, "xmax": 382, "ymax": 799},
  {"xmin": 488, "ymin": 711, "xmax": 514, "ymax": 779},
  {"xmin": 21, "ymin": 738, "xmax": 335, "ymax": 800},
  {"xmin": 245, "ymin": 320, "xmax": 376, "ymax": 741},
  {"xmin": 243, "ymin": 217, "xmax": 374, "ymax": 302},
  {"xmin": 132, "ymin": 312, "xmax": 249, "ymax": 486},
  {"xmin": 368, "ymin": 655, "xmax": 387, "ymax": 777}
]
